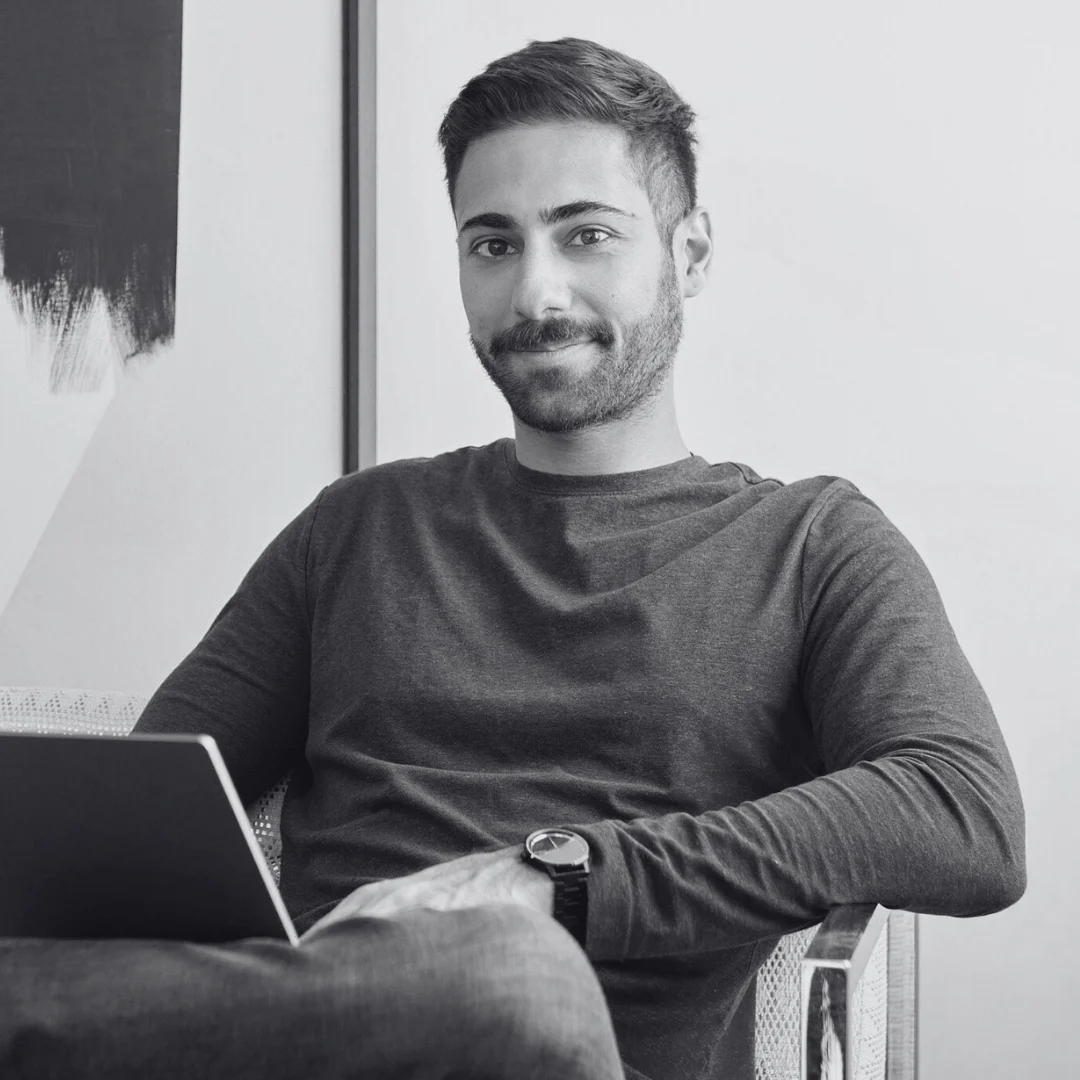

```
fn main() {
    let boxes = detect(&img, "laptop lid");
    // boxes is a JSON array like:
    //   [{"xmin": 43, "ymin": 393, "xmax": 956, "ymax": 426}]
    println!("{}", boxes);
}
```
[{"xmin": 0, "ymin": 731, "xmax": 298, "ymax": 945}]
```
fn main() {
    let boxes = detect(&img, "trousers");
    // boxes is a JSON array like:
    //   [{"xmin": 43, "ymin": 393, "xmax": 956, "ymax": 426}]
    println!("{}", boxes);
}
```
[{"xmin": 0, "ymin": 902, "xmax": 627, "ymax": 1080}]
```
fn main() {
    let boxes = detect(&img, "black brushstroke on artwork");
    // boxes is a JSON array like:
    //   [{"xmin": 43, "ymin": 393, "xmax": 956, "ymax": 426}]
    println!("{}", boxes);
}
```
[{"xmin": 0, "ymin": 0, "xmax": 183, "ymax": 388}]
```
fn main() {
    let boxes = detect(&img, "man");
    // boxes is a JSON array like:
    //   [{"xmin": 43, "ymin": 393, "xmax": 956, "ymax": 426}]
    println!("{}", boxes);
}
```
[{"xmin": 1, "ymin": 37, "xmax": 1025, "ymax": 1080}]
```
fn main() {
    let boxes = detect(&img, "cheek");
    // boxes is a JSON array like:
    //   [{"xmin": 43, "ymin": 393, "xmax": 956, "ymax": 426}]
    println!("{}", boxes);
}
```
[
  {"xmin": 460, "ymin": 273, "xmax": 498, "ymax": 332},
  {"xmin": 603, "ymin": 287, "xmax": 648, "ymax": 330},
  {"xmin": 596, "ymin": 264, "xmax": 656, "ymax": 314}
]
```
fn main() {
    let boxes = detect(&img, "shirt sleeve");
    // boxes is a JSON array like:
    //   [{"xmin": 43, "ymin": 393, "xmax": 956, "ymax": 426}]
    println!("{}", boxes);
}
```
[
  {"xmin": 132, "ymin": 488, "xmax": 326, "ymax": 805},
  {"xmin": 570, "ymin": 482, "xmax": 1027, "ymax": 962}
]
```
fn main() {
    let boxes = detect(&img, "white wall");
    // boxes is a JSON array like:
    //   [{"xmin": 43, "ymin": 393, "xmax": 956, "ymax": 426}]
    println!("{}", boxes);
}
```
[
  {"xmin": 0, "ymin": 0, "xmax": 343, "ymax": 695},
  {"xmin": 376, "ymin": 2, "xmax": 1080, "ymax": 1075}
]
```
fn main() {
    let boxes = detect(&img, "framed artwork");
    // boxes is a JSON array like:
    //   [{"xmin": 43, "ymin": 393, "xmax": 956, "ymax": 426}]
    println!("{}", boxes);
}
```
[
  {"xmin": 0, "ymin": 0, "xmax": 183, "ymax": 615},
  {"xmin": 0, "ymin": 2, "xmax": 352, "ymax": 687},
  {"xmin": 345, "ymin": 0, "xmax": 378, "ymax": 474}
]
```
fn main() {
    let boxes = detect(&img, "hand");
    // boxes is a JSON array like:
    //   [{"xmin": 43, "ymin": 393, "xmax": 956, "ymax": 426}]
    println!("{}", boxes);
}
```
[{"xmin": 299, "ymin": 846, "xmax": 554, "ymax": 943}]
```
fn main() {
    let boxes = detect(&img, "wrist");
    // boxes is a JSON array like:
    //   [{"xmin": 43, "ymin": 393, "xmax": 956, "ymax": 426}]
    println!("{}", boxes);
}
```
[
  {"xmin": 520, "ymin": 829, "xmax": 591, "ymax": 948},
  {"xmin": 456, "ymin": 846, "xmax": 553, "ymax": 913},
  {"xmin": 505, "ymin": 847, "xmax": 556, "ymax": 912}
]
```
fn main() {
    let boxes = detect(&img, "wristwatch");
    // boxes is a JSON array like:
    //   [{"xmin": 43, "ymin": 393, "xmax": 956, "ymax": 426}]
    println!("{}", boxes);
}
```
[{"xmin": 521, "ymin": 828, "xmax": 591, "ymax": 948}]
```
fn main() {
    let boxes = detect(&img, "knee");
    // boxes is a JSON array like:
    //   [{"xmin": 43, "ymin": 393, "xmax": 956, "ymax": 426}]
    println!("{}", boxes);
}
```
[
  {"xmin": 306, "ymin": 905, "xmax": 623, "ymax": 1079},
  {"xmin": 445, "ymin": 902, "xmax": 595, "ymax": 993},
  {"xmin": 450, "ymin": 904, "xmax": 624, "ymax": 1080}
]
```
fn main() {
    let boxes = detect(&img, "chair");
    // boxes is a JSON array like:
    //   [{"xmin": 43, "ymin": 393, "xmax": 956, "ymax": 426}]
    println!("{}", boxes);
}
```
[{"xmin": 0, "ymin": 685, "xmax": 917, "ymax": 1080}]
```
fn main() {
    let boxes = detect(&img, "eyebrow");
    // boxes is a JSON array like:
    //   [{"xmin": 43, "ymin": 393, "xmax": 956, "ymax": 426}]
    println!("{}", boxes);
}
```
[{"xmin": 457, "ymin": 200, "xmax": 638, "ymax": 238}]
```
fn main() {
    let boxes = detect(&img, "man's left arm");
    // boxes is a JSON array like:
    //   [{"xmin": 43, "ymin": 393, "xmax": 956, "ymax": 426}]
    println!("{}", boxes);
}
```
[
  {"xmin": 564, "ymin": 483, "xmax": 1027, "ymax": 960},
  {"xmin": 306, "ymin": 484, "xmax": 1026, "ymax": 959}
]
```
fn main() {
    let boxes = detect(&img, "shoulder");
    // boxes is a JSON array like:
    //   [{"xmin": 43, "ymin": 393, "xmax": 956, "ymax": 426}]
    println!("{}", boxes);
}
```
[
  {"xmin": 724, "ymin": 467, "xmax": 925, "ymax": 593},
  {"xmin": 329, "ymin": 442, "xmax": 489, "ymax": 494},
  {"xmin": 313, "ymin": 441, "xmax": 502, "ymax": 517},
  {"xmin": 723, "ymin": 466, "xmax": 883, "ymax": 536},
  {"xmin": 784, "ymin": 476, "xmax": 938, "ymax": 619},
  {"xmin": 793, "ymin": 476, "xmax": 909, "ymax": 553}
]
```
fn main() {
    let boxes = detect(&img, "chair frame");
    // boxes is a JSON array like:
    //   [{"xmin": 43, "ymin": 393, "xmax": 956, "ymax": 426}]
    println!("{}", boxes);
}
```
[{"xmin": 801, "ymin": 904, "xmax": 917, "ymax": 1080}]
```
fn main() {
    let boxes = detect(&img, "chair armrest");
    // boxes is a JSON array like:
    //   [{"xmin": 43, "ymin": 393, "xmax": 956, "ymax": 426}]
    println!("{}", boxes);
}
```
[{"xmin": 801, "ymin": 903, "xmax": 889, "ymax": 1080}]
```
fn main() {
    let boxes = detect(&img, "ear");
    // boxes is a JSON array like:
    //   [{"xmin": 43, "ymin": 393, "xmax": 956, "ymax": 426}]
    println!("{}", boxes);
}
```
[{"xmin": 676, "ymin": 207, "xmax": 713, "ymax": 299}]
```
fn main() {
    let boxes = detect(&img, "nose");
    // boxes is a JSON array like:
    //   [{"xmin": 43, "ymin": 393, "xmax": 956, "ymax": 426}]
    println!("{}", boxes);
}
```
[{"xmin": 510, "ymin": 244, "xmax": 573, "ymax": 323}]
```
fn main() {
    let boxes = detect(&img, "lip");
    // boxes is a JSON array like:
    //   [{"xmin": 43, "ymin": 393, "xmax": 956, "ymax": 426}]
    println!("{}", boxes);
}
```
[{"xmin": 516, "ymin": 340, "xmax": 592, "ymax": 353}]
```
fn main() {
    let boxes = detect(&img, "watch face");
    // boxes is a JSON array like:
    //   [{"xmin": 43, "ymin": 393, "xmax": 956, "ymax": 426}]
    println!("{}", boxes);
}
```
[{"xmin": 525, "ymin": 829, "xmax": 590, "ymax": 867}]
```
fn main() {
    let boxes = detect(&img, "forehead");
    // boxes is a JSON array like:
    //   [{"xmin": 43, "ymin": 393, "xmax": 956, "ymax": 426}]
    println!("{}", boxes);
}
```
[{"xmin": 453, "ymin": 121, "xmax": 649, "ymax": 227}]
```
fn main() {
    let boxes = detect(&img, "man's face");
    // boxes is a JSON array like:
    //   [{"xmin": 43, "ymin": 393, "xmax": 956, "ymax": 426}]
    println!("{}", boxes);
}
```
[{"xmin": 454, "ymin": 121, "xmax": 685, "ymax": 434}]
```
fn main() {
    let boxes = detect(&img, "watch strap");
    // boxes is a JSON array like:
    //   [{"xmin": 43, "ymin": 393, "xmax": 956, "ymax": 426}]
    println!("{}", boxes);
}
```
[{"xmin": 550, "ymin": 866, "xmax": 588, "ymax": 948}]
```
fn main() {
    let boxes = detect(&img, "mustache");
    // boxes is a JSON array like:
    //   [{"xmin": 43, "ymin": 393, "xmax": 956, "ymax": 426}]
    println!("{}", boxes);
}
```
[{"xmin": 492, "ymin": 317, "xmax": 615, "ymax": 354}]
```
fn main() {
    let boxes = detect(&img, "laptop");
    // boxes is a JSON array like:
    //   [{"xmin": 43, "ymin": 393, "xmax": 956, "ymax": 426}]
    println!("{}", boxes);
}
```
[{"xmin": 0, "ymin": 731, "xmax": 299, "ymax": 945}]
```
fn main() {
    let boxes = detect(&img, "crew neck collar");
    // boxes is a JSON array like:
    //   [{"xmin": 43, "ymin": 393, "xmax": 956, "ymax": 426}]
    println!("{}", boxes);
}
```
[{"xmin": 499, "ymin": 438, "xmax": 712, "ymax": 495}]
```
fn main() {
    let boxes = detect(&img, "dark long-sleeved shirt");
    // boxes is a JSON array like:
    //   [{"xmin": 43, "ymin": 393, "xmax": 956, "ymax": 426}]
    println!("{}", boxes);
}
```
[{"xmin": 134, "ymin": 438, "xmax": 1026, "ymax": 1080}]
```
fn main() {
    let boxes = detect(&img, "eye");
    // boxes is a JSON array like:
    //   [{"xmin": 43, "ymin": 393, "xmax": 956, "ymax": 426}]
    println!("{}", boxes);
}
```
[
  {"xmin": 471, "ymin": 238, "xmax": 517, "ymax": 259},
  {"xmin": 569, "ymin": 228, "xmax": 613, "ymax": 248}
]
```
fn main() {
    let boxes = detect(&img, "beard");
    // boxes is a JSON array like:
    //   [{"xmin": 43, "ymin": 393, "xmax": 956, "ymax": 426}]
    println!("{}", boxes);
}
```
[{"xmin": 469, "ymin": 256, "xmax": 684, "ymax": 434}]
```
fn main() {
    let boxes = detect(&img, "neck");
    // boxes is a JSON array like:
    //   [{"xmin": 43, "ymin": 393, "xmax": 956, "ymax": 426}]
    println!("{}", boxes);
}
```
[{"xmin": 511, "ymin": 385, "xmax": 691, "ymax": 476}]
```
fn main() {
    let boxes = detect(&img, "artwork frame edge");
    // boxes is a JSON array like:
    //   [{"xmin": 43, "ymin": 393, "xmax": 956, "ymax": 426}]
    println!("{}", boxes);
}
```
[{"xmin": 344, "ymin": 0, "xmax": 377, "ymax": 475}]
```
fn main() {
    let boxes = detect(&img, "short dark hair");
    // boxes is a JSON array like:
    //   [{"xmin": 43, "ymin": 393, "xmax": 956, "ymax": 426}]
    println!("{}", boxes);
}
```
[{"xmin": 437, "ymin": 37, "xmax": 699, "ymax": 245}]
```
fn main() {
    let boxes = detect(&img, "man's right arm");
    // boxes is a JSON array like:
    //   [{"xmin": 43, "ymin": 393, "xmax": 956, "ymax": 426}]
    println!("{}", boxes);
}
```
[{"xmin": 133, "ymin": 488, "xmax": 326, "ymax": 805}]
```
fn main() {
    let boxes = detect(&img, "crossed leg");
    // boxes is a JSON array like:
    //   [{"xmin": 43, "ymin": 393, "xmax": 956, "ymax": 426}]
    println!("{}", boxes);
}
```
[{"xmin": 0, "ymin": 902, "xmax": 625, "ymax": 1080}]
